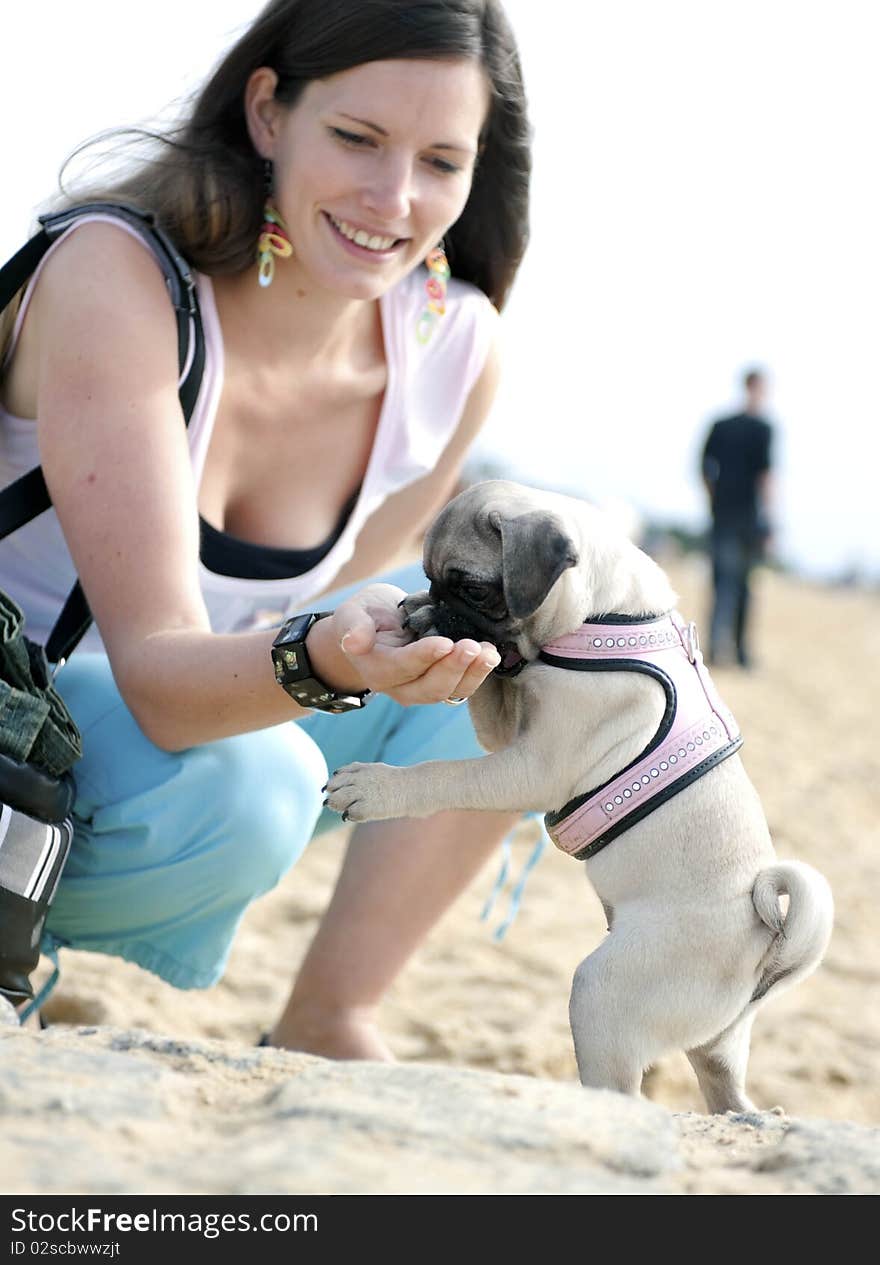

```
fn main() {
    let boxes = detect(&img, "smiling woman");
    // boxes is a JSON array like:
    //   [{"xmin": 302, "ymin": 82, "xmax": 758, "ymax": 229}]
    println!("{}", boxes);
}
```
[
  {"xmin": 243, "ymin": 57, "xmax": 489, "ymax": 303},
  {"xmin": 59, "ymin": 0, "xmax": 529, "ymax": 309},
  {"xmin": 0, "ymin": 0, "xmax": 532, "ymax": 1055}
]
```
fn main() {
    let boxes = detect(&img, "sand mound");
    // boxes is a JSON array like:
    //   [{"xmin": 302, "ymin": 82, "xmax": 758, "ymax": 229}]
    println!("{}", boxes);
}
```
[{"xmin": 5, "ymin": 556, "xmax": 877, "ymax": 1193}]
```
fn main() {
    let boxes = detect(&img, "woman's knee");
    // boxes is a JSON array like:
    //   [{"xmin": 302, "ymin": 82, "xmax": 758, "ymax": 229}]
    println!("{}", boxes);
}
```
[
  {"xmin": 78, "ymin": 716, "xmax": 328, "ymax": 905},
  {"xmin": 384, "ymin": 695, "xmax": 484, "ymax": 766},
  {"xmin": 202, "ymin": 724, "xmax": 328, "ymax": 896}
]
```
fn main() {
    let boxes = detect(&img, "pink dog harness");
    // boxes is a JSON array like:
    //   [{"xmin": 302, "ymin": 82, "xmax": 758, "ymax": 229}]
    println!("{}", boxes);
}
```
[{"xmin": 540, "ymin": 611, "xmax": 742, "ymax": 861}]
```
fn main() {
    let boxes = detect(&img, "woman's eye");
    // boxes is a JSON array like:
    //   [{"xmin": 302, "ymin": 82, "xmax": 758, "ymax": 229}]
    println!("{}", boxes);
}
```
[
  {"xmin": 330, "ymin": 130, "xmax": 460, "ymax": 173},
  {"xmin": 427, "ymin": 156, "xmax": 461, "ymax": 174},
  {"xmin": 331, "ymin": 127, "xmax": 373, "ymax": 148}
]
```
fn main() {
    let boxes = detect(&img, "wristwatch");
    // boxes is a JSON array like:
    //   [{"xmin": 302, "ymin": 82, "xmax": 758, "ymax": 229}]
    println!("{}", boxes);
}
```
[{"xmin": 271, "ymin": 612, "xmax": 371, "ymax": 713}]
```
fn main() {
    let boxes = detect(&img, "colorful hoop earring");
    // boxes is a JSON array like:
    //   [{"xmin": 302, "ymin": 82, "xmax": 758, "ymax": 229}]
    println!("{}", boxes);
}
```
[
  {"xmin": 416, "ymin": 241, "xmax": 451, "ymax": 344},
  {"xmin": 257, "ymin": 202, "xmax": 293, "ymax": 288}
]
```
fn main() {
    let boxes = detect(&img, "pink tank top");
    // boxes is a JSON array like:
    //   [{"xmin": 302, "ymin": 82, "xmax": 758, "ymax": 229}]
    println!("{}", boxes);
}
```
[{"xmin": 0, "ymin": 215, "xmax": 497, "ymax": 650}]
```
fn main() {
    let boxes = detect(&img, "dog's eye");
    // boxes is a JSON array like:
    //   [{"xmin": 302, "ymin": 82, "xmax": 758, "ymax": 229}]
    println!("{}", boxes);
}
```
[{"xmin": 461, "ymin": 583, "xmax": 491, "ymax": 602}]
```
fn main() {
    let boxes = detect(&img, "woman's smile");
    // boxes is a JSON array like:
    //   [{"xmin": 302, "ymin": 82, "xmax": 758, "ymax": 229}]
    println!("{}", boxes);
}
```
[{"xmin": 323, "ymin": 212, "xmax": 407, "ymax": 260}]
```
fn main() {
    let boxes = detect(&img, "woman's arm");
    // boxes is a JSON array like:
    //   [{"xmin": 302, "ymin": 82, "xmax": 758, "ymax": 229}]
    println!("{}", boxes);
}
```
[{"xmin": 32, "ymin": 225, "xmax": 498, "ymax": 750}]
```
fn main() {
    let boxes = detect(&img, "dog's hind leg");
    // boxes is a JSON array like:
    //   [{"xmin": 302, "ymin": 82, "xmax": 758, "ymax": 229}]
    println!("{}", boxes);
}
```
[
  {"xmin": 686, "ymin": 1012, "xmax": 757, "ymax": 1114},
  {"xmin": 568, "ymin": 944, "xmax": 645, "ymax": 1096}
]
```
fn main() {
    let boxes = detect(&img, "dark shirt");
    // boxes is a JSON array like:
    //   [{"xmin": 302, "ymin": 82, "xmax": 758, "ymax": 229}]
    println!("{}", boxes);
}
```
[
  {"xmin": 199, "ymin": 488, "xmax": 360, "ymax": 581},
  {"xmin": 701, "ymin": 412, "xmax": 772, "ymax": 529}
]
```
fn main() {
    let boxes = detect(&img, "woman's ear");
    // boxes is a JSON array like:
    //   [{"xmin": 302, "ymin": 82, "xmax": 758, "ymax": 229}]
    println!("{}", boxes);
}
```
[{"xmin": 244, "ymin": 67, "xmax": 283, "ymax": 160}]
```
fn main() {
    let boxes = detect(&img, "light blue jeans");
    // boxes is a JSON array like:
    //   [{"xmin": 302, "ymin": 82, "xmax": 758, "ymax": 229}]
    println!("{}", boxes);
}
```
[{"xmin": 44, "ymin": 565, "xmax": 486, "ymax": 988}]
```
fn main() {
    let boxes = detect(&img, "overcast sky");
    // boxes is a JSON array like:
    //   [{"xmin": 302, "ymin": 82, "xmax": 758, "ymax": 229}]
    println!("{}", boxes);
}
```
[{"xmin": 3, "ymin": 1, "xmax": 878, "ymax": 579}]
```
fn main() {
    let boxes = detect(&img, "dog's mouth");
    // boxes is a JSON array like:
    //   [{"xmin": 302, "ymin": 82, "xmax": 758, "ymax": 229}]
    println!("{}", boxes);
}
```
[
  {"xmin": 423, "ymin": 597, "xmax": 527, "ymax": 679},
  {"xmin": 424, "ymin": 603, "xmax": 487, "ymax": 645},
  {"xmin": 494, "ymin": 642, "xmax": 526, "ymax": 677}
]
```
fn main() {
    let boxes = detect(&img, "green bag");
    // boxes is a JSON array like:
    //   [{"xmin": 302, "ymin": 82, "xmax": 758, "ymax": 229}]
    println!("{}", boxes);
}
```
[
  {"xmin": 0, "ymin": 591, "xmax": 82, "ymax": 777},
  {"xmin": 0, "ymin": 592, "xmax": 80, "ymax": 1003}
]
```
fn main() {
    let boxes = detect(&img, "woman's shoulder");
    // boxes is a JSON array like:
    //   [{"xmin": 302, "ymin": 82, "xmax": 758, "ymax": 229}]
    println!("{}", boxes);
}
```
[
  {"xmin": 385, "ymin": 267, "xmax": 498, "ymax": 356},
  {"xmin": 36, "ymin": 213, "xmax": 172, "ymax": 292},
  {"xmin": 380, "ymin": 268, "xmax": 500, "ymax": 425},
  {"xmin": 28, "ymin": 212, "xmax": 181, "ymax": 354},
  {"xmin": 19, "ymin": 211, "xmax": 184, "ymax": 402}
]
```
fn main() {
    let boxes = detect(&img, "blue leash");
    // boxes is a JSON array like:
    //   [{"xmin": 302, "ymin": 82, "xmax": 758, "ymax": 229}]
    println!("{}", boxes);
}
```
[
  {"xmin": 16, "ymin": 946, "xmax": 60, "ymax": 1026},
  {"xmin": 480, "ymin": 812, "xmax": 548, "ymax": 941}
]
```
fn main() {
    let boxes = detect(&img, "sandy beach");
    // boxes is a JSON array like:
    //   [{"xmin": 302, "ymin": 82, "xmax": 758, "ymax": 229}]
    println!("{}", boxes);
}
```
[{"xmin": 30, "ymin": 553, "xmax": 878, "ymax": 1132}]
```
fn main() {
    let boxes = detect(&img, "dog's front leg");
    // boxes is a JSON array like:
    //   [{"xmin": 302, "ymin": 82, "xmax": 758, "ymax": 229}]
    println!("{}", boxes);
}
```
[{"xmin": 324, "ymin": 746, "xmax": 546, "ymax": 823}]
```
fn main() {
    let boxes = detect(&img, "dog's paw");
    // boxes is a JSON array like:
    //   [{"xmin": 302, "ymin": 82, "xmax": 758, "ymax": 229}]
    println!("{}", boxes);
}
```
[
  {"xmin": 325, "ymin": 762, "xmax": 409, "ymax": 822},
  {"xmin": 398, "ymin": 591, "xmax": 440, "ymax": 638}
]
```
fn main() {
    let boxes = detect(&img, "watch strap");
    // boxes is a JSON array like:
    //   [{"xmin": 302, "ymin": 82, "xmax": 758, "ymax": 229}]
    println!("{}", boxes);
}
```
[{"xmin": 271, "ymin": 612, "xmax": 371, "ymax": 713}]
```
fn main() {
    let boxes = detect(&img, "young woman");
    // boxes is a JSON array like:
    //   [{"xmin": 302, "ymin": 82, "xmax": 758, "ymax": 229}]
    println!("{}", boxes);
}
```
[{"xmin": 0, "ymin": 0, "xmax": 530, "ymax": 1057}]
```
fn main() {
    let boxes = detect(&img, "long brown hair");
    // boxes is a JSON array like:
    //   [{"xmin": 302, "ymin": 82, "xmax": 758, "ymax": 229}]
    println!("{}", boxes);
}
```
[{"xmin": 60, "ymin": 0, "xmax": 531, "ymax": 310}]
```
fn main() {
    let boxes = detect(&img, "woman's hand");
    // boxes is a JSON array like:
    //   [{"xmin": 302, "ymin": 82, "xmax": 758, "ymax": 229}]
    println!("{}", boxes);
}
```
[{"xmin": 306, "ymin": 583, "xmax": 500, "ymax": 705}]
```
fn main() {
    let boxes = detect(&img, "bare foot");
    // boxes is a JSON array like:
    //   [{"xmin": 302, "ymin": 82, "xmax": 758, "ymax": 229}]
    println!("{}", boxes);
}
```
[{"xmin": 266, "ymin": 1003, "xmax": 396, "ymax": 1061}]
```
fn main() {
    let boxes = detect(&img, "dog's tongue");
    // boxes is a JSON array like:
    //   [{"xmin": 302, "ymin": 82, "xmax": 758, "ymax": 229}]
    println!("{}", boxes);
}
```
[{"xmin": 495, "ymin": 643, "xmax": 525, "ymax": 677}]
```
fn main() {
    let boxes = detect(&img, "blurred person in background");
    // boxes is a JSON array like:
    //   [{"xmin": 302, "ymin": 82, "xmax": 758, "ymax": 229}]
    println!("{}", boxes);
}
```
[{"xmin": 700, "ymin": 367, "xmax": 775, "ymax": 668}]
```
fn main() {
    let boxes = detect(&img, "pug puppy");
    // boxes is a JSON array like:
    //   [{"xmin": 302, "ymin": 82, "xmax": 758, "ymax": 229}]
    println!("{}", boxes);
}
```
[{"xmin": 325, "ymin": 480, "xmax": 833, "ymax": 1113}]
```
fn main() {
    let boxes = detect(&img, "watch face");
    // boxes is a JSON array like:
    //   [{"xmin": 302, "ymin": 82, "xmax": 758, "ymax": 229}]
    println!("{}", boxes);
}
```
[
  {"xmin": 277, "ymin": 613, "xmax": 314, "ymax": 648},
  {"xmin": 276, "ymin": 646, "xmax": 302, "ymax": 675},
  {"xmin": 272, "ymin": 613, "xmax": 318, "ymax": 683}
]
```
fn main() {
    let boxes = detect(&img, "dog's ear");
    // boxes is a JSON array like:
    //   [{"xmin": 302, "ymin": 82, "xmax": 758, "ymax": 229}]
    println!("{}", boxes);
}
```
[{"xmin": 490, "ymin": 510, "xmax": 579, "ymax": 621}]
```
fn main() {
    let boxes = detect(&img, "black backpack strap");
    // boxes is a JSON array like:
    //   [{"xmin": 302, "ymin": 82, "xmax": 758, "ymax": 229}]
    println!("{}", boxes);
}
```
[
  {"xmin": 0, "ymin": 202, "xmax": 205, "ymax": 664},
  {"xmin": 0, "ymin": 467, "xmax": 51, "ymax": 540},
  {"xmin": 44, "ymin": 582, "xmax": 94, "ymax": 668},
  {"xmin": 0, "ymin": 231, "xmax": 54, "ymax": 309},
  {"xmin": 0, "ymin": 235, "xmax": 56, "ymax": 536}
]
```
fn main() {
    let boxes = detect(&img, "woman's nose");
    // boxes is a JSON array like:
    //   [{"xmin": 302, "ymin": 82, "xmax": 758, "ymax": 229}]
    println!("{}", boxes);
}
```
[{"xmin": 362, "ymin": 153, "xmax": 414, "ymax": 222}]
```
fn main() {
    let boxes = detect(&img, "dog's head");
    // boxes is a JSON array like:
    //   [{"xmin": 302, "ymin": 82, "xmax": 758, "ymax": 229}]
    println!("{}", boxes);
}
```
[
  {"xmin": 403, "ymin": 480, "xmax": 678, "ymax": 668},
  {"xmin": 409, "ymin": 480, "xmax": 584, "ymax": 667}
]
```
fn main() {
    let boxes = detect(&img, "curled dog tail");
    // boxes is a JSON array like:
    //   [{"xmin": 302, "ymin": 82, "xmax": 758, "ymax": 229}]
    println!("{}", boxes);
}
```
[{"xmin": 750, "ymin": 861, "xmax": 834, "ymax": 1004}]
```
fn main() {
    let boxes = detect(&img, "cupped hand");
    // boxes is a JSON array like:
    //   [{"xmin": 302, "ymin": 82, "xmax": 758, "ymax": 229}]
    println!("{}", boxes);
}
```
[{"xmin": 329, "ymin": 583, "xmax": 500, "ymax": 705}]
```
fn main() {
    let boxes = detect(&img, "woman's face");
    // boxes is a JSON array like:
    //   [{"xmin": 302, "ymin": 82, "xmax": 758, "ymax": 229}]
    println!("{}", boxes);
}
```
[{"xmin": 267, "ymin": 57, "xmax": 490, "ymax": 301}]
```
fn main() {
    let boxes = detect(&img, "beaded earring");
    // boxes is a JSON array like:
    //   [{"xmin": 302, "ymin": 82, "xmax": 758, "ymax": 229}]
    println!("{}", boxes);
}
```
[
  {"xmin": 416, "ymin": 241, "xmax": 451, "ymax": 344},
  {"xmin": 257, "ymin": 160, "xmax": 293, "ymax": 288}
]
